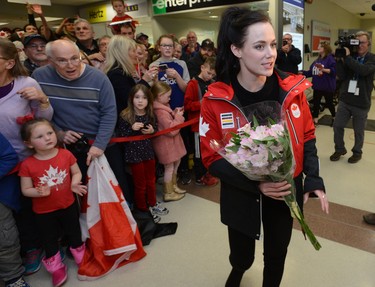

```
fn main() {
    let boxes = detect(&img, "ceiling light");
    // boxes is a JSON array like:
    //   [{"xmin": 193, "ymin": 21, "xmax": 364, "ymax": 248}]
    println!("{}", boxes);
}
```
[{"xmin": 0, "ymin": 23, "xmax": 9, "ymax": 26}]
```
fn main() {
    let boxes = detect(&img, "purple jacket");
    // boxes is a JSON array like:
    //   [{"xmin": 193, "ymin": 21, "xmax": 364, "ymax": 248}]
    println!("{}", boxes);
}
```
[{"xmin": 302, "ymin": 54, "xmax": 336, "ymax": 93}]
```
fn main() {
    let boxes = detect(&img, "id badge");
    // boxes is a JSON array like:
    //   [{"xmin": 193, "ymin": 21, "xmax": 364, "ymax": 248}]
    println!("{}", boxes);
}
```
[
  {"xmin": 348, "ymin": 80, "xmax": 357, "ymax": 93},
  {"xmin": 355, "ymin": 87, "xmax": 359, "ymax": 96}
]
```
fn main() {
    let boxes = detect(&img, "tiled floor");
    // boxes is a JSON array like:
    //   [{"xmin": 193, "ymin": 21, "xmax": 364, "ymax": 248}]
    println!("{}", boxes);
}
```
[{"xmin": 6, "ymin": 102, "xmax": 375, "ymax": 287}]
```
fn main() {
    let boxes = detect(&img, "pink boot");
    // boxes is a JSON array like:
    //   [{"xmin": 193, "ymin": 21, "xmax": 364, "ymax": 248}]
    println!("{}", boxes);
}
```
[
  {"xmin": 70, "ymin": 243, "xmax": 85, "ymax": 266},
  {"xmin": 42, "ymin": 252, "xmax": 67, "ymax": 287}
]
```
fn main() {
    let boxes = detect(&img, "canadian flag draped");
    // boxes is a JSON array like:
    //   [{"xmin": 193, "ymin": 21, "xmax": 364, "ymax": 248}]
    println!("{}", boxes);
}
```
[{"xmin": 78, "ymin": 155, "xmax": 146, "ymax": 280}]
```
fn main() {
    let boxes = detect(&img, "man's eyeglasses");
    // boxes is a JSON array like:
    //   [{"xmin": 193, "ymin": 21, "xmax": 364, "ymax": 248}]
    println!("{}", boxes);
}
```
[
  {"xmin": 160, "ymin": 44, "xmax": 173, "ymax": 49},
  {"xmin": 51, "ymin": 56, "xmax": 81, "ymax": 67},
  {"xmin": 27, "ymin": 44, "xmax": 46, "ymax": 50}
]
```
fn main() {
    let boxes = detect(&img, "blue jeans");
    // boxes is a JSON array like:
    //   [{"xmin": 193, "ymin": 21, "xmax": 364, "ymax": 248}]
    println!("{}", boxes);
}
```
[{"xmin": 333, "ymin": 101, "xmax": 369, "ymax": 155}]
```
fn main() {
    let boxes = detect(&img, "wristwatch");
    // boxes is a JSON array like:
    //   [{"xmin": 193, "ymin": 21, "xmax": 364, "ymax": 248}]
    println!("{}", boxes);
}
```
[{"xmin": 40, "ymin": 97, "xmax": 50, "ymax": 104}]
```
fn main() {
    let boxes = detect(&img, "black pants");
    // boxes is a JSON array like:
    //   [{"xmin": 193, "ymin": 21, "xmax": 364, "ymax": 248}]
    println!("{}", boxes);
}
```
[
  {"xmin": 312, "ymin": 89, "xmax": 336, "ymax": 118},
  {"xmin": 35, "ymin": 203, "xmax": 82, "ymax": 259},
  {"xmin": 69, "ymin": 143, "xmax": 133, "ymax": 205},
  {"xmin": 14, "ymin": 195, "xmax": 41, "ymax": 255},
  {"xmin": 227, "ymin": 196, "xmax": 294, "ymax": 287},
  {"xmin": 178, "ymin": 113, "xmax": 194, "ymax": 173}
]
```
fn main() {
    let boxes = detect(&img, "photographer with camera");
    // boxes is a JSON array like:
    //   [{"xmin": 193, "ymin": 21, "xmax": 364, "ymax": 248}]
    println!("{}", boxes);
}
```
[
  {"xmin": 276, "ymin": 33, "xmax": 302, "ymax": 74},
  {"xmin": 330, "ymin": 31, "xmax": 375, "ymax": 164}
]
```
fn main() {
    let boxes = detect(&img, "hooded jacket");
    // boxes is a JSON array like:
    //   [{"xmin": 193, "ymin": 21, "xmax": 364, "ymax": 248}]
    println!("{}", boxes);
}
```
[
  {"xmin": 199, "ymin": 69, "xmax": 325, "ymax": 238},
  {"xmin": 152, "ymin": 101, "xmax": 186, "ymax": 165}
]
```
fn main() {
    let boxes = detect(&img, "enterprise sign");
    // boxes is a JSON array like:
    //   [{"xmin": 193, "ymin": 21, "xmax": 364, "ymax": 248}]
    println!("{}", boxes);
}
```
[{"xmin": 152, "ymin": 0, "xmax": 257, "ymax": 14}]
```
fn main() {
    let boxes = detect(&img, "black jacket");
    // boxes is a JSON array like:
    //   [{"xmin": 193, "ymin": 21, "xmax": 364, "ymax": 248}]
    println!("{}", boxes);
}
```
[
  {"xmin": 276, "ymin": 45, "xmax": 302, "ymax": 74},
  {"xmin": 336, "ymin": 52, "xmax": 375, "ymax": 109}
]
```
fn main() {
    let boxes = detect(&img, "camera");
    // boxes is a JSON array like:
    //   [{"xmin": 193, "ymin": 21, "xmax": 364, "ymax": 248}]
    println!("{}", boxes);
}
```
[
  {"xmin": 158, "ymin": 64, "xmax": 168, "ymax": 72},
  {"xmin": 282, "ymin": 40, "xmax": 288, "ymax": 46},
  {"xmin": 334, "ymin": 34, "xmax": 359, "ymax": 58},
  {"xmin": 69, "ymin": 135, "xmax": 89, "ymax": 153}
]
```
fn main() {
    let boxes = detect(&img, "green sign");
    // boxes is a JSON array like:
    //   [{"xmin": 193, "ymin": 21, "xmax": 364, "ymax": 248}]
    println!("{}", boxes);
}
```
[
  {"xmin": 153, "ymin": 0, "xmax": 167, "ymax": 15},
  {"xmin": 152, "ymin": 0, "xmax": 257, "ymax": 15}
]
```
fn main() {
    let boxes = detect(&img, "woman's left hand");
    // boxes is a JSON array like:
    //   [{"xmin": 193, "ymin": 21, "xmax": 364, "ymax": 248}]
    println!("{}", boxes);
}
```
[
  {"xmin": 144, "ymin": 66, "xmax": 159, "ymax": 82},
  {"xmin": 304, "ymin": 189, "xmax": 329, "ymax": 214},
  {"xmin": 18, "ymin": 87, "xmax": 48, "ymax": 103}
]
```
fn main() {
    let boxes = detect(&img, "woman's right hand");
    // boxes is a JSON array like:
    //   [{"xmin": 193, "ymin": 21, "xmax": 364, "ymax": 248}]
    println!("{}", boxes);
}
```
[{"xmin": 258, "ymin": 181, "xmax": 291, "ymax": 200}]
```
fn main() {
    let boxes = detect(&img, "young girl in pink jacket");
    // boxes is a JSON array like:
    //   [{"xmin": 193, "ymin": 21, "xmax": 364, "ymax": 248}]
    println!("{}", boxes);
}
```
[{"xmin": 151, "ymin": 81, "xmax": 186, "ymax": 202}]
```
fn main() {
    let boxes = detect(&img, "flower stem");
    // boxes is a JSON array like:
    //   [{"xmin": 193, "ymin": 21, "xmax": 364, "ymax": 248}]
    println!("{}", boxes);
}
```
[{"xmin": 284, "ymin": 176, "xmax": 322, "ymax": 250}]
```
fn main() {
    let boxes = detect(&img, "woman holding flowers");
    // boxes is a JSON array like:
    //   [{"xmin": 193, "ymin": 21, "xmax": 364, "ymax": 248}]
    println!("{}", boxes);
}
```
[{"xmin": 199, "ymin": 7, "xmax": 329, "ymax": 287}]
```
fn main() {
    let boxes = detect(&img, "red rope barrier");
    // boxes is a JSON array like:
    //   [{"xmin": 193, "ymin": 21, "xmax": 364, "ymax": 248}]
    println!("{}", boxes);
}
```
[{"xmin": 89, "ymin": 117, "xmax": 199, "ymax": 144}]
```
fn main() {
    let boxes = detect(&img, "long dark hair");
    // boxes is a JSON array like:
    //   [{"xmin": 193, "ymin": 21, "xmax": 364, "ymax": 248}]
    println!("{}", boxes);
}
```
[
  {"xmin": 120, "ymin": 84, "xmax": 155, "ymax": 126},
  {"xmin": 216, "ymin": 7, "xmax": 271, "ymax": 83}
]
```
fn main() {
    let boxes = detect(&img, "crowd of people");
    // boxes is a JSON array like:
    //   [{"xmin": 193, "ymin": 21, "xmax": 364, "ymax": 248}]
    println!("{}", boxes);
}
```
[{"xmin": 0, "ymin": 1, "xmax": 375, "ymax": 287}]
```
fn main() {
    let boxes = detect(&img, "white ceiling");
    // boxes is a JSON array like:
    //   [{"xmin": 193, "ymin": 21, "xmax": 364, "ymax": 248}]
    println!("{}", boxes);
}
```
[
  {"xmin": 329, "ymin": 0, "xmax": 375, "ymax": 19},
  {"xmin": 1, "ymin": 0, "xmax": 375, "ymax": 30}
]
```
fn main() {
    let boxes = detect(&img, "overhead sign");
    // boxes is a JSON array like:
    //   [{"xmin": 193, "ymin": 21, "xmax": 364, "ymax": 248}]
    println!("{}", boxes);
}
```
[
  {"xmin": 7, "ymin": 0, "xmax": 51, "ymax": 5},
  {"xmin": 152, "ymin": 0, "xmax": 260, "ymax": 15}
]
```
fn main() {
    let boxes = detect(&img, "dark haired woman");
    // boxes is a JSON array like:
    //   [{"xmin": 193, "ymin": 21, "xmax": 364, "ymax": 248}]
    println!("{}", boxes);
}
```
[{"xmin": 199, "ymin": 7, "xmax": 329, "ymax": 287}]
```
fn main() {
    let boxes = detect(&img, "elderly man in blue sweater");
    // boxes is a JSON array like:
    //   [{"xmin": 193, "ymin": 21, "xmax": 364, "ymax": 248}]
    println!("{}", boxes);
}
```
[{"xmin": 32, "ymin": 39, "xmax": 124, "ymax": 186}]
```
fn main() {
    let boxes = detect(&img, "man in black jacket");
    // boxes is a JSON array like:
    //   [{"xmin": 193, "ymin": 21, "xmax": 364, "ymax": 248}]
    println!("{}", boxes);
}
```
[
  {"xmin": 187, "ymin": 38, "xmax": 215, "ymax": 79},
  {"xmin": 276, "ymin": 33, "xmax": 302, "ymax": 74},
  {"xmin": 330, "ymin": 31, "xmax": 375, "ymax": 164}
]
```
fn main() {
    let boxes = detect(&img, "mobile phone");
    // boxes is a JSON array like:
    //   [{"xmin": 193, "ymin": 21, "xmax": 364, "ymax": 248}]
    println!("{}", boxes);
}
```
[{"xmin": 158, "ymin": 64, "xmax": 168, "ymax": 72}]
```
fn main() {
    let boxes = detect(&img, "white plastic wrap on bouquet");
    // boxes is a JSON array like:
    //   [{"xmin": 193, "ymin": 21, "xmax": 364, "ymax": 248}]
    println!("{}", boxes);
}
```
[{"xmin": 210, "ymin": 101, "xmax": 321, "ymax": 250}]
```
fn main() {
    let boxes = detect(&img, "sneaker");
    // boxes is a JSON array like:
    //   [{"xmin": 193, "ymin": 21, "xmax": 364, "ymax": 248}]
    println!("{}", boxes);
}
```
[
  {"xmin": 152, "ymin": 214, "xmax": 161, "ymax": 223},
  {"xmin": 348, "ymin": 153, "xmax": 362, "ymax": 164},
  {"xmin": 6, "ymin": 277, "xmax": 30, "ymax": 287},
  {"xmin": 201, "ymin": 173, "xmax": 219, "ymax": 186},
  {"xmin": 329, "ymin": 150, "xmax": 347, "ymax": 161},
  {"xmin": 195, "ymin": 178, "xmax": 204, "ymax": 185},
  {"xmin": 23, "ymin": 248, "xmax": 43, "ymax": 276},
  {"xmin": 180, "ymin": 170, "xmax": 192, "ymax": 185},
  {"xmin": 149, "ymin": 202, "xmax": 169, "ymax": 216}
]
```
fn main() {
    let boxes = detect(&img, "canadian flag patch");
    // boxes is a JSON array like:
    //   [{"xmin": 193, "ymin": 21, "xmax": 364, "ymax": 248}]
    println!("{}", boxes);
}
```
[{"xmin": 290, "ymin": 103, "xmax": 301, "ymax": 118}]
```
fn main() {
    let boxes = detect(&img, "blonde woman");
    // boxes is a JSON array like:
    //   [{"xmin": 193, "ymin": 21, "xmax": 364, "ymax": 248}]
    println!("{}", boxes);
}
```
[{"xmin": 104, "ymin": 35, "xmax": 158, "ymax": 114}]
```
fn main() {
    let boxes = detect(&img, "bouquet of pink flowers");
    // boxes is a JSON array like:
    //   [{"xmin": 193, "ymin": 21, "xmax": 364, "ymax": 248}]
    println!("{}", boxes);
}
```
[{"xmin": 210, "ymin": 101, "xmax": 321, "ymax": 250}]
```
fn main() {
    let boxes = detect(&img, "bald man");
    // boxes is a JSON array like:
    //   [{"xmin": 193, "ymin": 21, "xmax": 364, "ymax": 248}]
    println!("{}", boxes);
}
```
[{"xmin": 32, "ymin": 39, "xmax": 117, "ymax": 176}]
